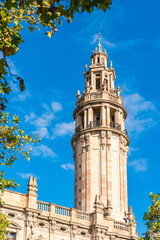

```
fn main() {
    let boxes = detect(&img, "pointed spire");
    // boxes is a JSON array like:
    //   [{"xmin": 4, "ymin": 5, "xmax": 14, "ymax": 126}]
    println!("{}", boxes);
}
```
[
  {"xmin": 98, "ymin": 32, "xmax": 102, "ymax": 52},
  {"xmin": 33, "ymin": 177, "xmax": 37, "ymax": 187},
  {"xmin": 27, "ymin": 176, "xmax": 38, "ymax": 197},
  {"xmin": 28, "ymin": 176, "xmax": 33, "ymax": 187},
  {"xmin": 129, "ymin": 205, "xmax": 133, "ymax": 213},
  {"xmin": 98, "ymin": 23, "xmax": 102, "ymax": 52}
]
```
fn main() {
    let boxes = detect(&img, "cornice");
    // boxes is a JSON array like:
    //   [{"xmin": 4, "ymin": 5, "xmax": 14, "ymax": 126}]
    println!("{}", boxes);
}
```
[{"xmin": 71, "ymin": 127, "xmax": 130, "ymax": 146}]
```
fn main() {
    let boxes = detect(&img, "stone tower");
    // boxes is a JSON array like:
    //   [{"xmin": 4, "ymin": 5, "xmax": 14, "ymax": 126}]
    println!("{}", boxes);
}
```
[{"xmin": 71, "ymin": 34, "xmax": 129, "ymax": 222}]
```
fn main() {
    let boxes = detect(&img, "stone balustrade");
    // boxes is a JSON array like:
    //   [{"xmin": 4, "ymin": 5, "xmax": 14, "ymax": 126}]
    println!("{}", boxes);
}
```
[
  {"xmin": 36, "ymin": 201, "xmax": 131, "ymax": 234},
  {"xmin": 55, "ymin": 205, "xmax": 71, "ymax": 217},
  {"xmin": 114, "ymin": 221, "xmax": 128, "ymax": 231},
  {"xmin": 76, "ymin": 210, "xmax": 91, "ymax": 221},
  {"xmin": 36, "ymin": 201, "xmax": 91, "ymax": 222},
  {"xmin": 37, "ymin": 200, "xmax": 50, "ymax": 212},
  {"xmin": 76, "ymin": 92, "xmax": 123, "ymax": 107}
]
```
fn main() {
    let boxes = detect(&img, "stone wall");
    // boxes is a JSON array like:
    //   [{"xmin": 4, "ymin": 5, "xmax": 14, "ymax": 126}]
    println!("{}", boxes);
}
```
[{"xmin": 1, "ymin": 179, "xmax": 138, "ymax": 240}]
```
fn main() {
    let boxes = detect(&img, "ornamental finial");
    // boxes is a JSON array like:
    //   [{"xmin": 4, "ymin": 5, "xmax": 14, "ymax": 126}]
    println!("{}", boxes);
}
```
[{"xmin": 98, "ymin": 32, "xmax": 102, "ymax": 52}]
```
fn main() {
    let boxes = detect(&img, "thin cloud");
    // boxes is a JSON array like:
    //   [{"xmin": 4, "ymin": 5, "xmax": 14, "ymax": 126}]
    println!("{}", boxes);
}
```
[
  {"xmin": 61, "ymin": 163, "xmax": 74, "ymax": 171},
  {"xmin": 128, "ymin": 146, "xmax": 137, "ymax": 156},
  {"xmin": 17, "ymin": 172, "xmax": 38, "ymax": 179},
  {"xmin": 25, "ymin": 101, "xmax": 62, "ymax": 139},
  {"xmin": 90, "ymin": 34, "xmax": 116, "ymax": 48},
  {"xmin": 123, "ymin": 93, "xmax": 157, "ymax": 134},
  {"xmin": 12, "ymin": 90, "xmax": 31, "ymax": 102},
  {"xmin": 51, "ymin": 101, "xmax": 62, "ymax": 112},
  {"xmin": 52, "ymin": 121, "xmax": 74, "ymax": 138},
  {"xmin": 32, "ymin": 144, "xmax": 57, "ymax": 158},
  {"xmin": 128, "ymin": 158, "xmax": 148, "ymax": 172},
  {"xmin": 32, "ymin": 127, "xmax": 49, "ymax": 139},
  {"xmin": 90, "ymin": 34, "xmax": 143, "ymax": 51}
]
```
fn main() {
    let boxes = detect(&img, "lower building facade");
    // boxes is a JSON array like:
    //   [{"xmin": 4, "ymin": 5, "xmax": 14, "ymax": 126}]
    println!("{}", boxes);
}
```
[{"xmin": 1, "ymin": 177, "xmax": 138, "ymax": 240}]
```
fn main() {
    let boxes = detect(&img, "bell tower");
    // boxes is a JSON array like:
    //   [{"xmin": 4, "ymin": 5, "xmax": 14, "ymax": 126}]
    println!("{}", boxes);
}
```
[{"xmin": 71, "ymin": 34, "xmax": 129, "ymax": 222}]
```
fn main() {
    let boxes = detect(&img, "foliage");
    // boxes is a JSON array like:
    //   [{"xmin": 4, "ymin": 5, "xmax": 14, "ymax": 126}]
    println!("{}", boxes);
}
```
[
  {"xmin": 0, "ymin": 112, "xmax": 40, "ymax": 199},
  {"xmin": 0, "ymin": 212, "xmax": 9, "ymax": 240},
  {"xmin": 140, "ymin": 193, "xmax": 160, "ymax": 240},
  {"xmin": 0, "ymin": 111, "xmax": 40, "ymax": 238}
]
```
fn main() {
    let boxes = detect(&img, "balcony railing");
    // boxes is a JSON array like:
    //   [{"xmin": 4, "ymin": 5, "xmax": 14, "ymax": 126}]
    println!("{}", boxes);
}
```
[
  {"xmin": 110, "ymin": 121, "xmax": 121, "ymax": 131},
  {"xmin": 75, "ymin": 125, "xmax": 83, "ymax": 133},
  {"xmin": 55, "ymin": 206, "xmax": 70, "ymax": 216},
  {"xmin": 89, "ymin": 120, "xmax": 101, "ymax": 128},
  {"xmin": 114, "ymin": 221, "xmax": 128, "ymax": 231},
  {"xmin": 75, "ymin": 122, "xmax": 128, "ymax": 135}
]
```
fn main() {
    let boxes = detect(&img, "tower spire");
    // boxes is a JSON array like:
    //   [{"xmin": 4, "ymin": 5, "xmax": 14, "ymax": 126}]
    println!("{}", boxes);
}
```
[{"xmin": 98, "ymin": 24, "xmax": 102, "ymax": 52}]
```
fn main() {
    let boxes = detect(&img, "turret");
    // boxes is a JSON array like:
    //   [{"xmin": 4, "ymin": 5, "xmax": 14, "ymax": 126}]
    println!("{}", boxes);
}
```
[
  {"xmin": 71, "ymin": 34, "xmax": 129, "ymax": 222},
  {"xmin": 27, "ymin": 176, "xmax": 38, "ymax": 208}
]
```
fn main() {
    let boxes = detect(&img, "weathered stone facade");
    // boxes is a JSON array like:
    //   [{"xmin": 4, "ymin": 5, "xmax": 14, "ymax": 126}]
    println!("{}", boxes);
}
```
[{"xmin": 0, "ymin": 35, "xmax": 139, "ymax": 240}]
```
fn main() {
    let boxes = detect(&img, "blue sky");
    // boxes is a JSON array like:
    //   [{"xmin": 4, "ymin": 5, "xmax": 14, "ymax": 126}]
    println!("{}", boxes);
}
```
[{"xmin": 3, "ymin": 0, "xmax": 160, "ymax": 236}]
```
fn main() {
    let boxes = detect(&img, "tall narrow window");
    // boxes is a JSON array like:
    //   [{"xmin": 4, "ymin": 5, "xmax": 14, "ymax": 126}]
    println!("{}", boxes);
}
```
[
  {"xmin": 96, "ymin": 78, "xmax": 100, "ymax": 90},
  {"xmin": 96, "ymin": 115, "xmax": 100, "ymax": 121},
  {"xmin": 96, "ymin": 115, "xmax": 100, "ymax": 126},
  {"xmin": 111, "ymin": 115, "xmax": 115, "ymax": 122},
  {"xmin": 97, "ymin": 57, "xmax": 100, "ymax": 63}
]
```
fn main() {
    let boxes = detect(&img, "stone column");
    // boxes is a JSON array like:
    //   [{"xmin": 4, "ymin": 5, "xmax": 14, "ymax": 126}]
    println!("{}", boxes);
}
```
[
  {"xmin": 101, "ymin": 131, "xmax": 106, "ymax": 203},
  {"xmin": 106, "ymin": 131, "xmax": 112, "ymax": 204},
  {"xmin": 93, "ymin": 73, "xmax": 95, "ymax": 90},
  {"xmin": 118, "ymin": 108, "xmax": 121, "ymax": 124},
  {"xmin": 81, "ymin": 135, "xmax": 86, "ymax": 211},
  {"xmin": 106, "ymin": 105, "xmax": 110, "ymax": 126},
  {"xmin": 84, "ymin": 109, "xmax": 87, "ymax": 128},
  {"xmin": 120, "ymin": 110, "xmax": 123, "ymax": 129},
  {"xmin": 85, "ymin": 133, "xmax": 91, "ymax": 212},
  {"xmin": 91, "ymin": 71, "xmax": 94, "ymax": 89},
  {"xmin": 115, "ymin": 110, "xmax": 118, "ymax": 124},
  {"xmin": 123, "ymin": 144, "xmax": 128, "ymax": 214},
  {"xmin": 101, "ymin": 70, "xmax": 104, "ymax": 86},
  {"xmin": 88, "ymin": 107, "xmax": 93, "ymax": 127},
  {"xmin": 101, "ymin": 105, "xmax": 106, "ymax": 126},
  {"xmin": 119, "ymin": 137, "xmax": 124, "ymax": 214}
]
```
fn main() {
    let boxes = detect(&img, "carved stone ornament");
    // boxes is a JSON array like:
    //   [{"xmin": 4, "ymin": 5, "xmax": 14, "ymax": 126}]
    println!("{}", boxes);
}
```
[
  {"xmin": 86, "ymin": 145, "xmax": 90, "ymax": 152},
  {"xmin": 109, "ymin": 87, "xmax": 115, "ymax": 93},
  {"xmin": 101, "ymin": 131, "xmax": 106, "ymax": 148},
  {"xmin": 55, "ymin": 224, "xmax": 70, "ymax": 233},
  {"xmin": 71, "ymin": 225, "xmax": 77, "ymax": 237},
  {"xmin": 49, "ymin": 220, "xmax": 56, "ymax": 233},
  {"xmin": 77, "ymin": 228, "xmax": 90, "ymax": 237},
  {"xmin": 116, "ymin": 86, "xmax": 121, "ymax": 96},
  {"xmin": 85, "ymin": 133, "xmax": 90, "ymax": 146},
  {"xmin": 76, "ymin": 90, "xmax": 81, "ymax": 100}
]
